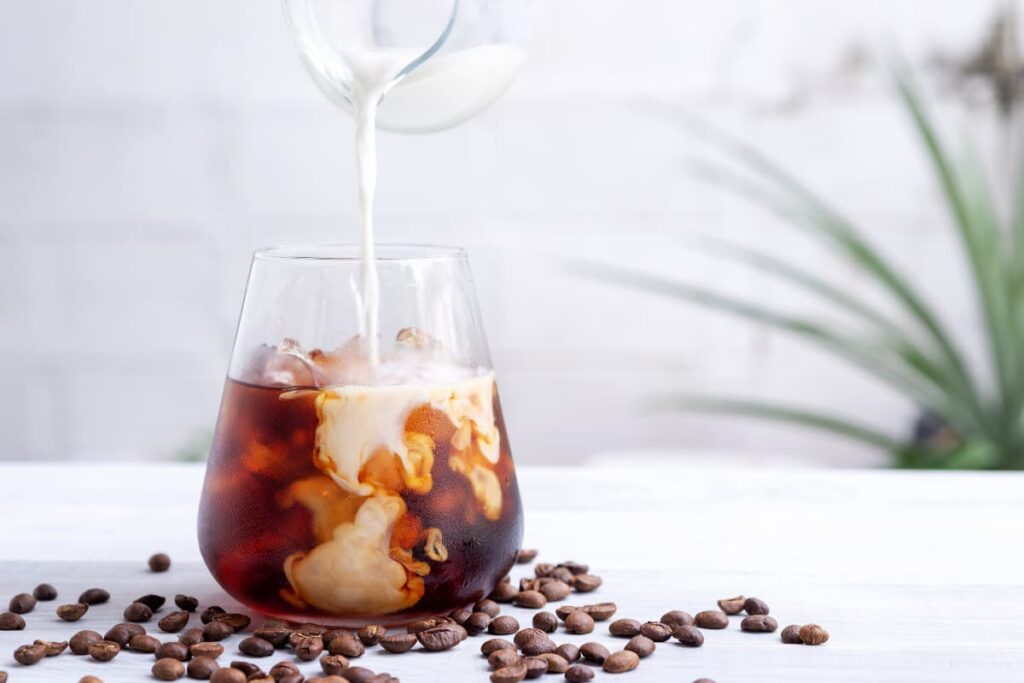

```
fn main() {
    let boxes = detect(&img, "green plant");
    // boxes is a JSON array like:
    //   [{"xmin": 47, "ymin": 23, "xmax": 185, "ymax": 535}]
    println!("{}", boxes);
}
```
[{"xmin": 588, "ymin": 69, "xmax": 1024, "ymax": 469}]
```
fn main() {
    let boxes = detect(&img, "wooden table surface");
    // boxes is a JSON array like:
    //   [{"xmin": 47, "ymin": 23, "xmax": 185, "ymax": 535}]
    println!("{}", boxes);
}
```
[{"xmin": 1, "ymin": 463, "xmax": 1022, "ymax": 682}]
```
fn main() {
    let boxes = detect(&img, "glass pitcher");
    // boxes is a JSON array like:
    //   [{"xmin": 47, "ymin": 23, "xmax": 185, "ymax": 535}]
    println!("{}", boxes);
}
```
[
  {"xmin": 198, "ymin": 245, "xmax": 523, "ymax": 624},
  {"xmin": 282, "ymin": 0, "xmax": 532, "ymax": 132}
]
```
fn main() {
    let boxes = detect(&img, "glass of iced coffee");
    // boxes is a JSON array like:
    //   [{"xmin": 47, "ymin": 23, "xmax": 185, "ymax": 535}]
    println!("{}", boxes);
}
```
[{"xmin": 198, "ymin": 244, "xmax": 523, "ymax": 625}]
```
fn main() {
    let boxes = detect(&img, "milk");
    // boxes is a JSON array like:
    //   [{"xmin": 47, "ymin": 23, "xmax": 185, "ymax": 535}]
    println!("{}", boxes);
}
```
[{"xmin": 339, "ymin": 45, "xmax": 527, "ymax": 365}]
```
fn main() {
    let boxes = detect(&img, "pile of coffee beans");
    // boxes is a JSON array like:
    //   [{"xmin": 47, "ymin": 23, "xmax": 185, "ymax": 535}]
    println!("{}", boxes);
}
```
[{"xmin": 0, "ymin": 550, "xmax": 828, "ymax": 682}]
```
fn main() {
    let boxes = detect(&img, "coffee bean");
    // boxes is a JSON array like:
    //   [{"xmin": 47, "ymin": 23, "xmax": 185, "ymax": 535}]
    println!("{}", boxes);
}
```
[
  {"xmin": 253, "ymin": 624, "xmax": 291, "ymax": 647},
  {"xmin": 491, "ymin": 661, "xmax": 529, "ymax": 683},
  {"xmin": 293, "ymin": 635, "xmax": 325, "ymax": 661},
  {"xmin": 32, "ymin": 583, "xmax": 57, "ymax": 601},
  {"xmin": 603, "ymin": 650, "xmax": 640, "ymax": 674},
  {"xmin": 79, "ymin": 588, "xmax": 110, "ymax": 605},
  {"xmin": 799, "ymin": 624, "xmax": 829, "ymax": 645},
  {"xmin": 516, "ymin": 548, "xmax": 540, "ymax": 565},
  {"xmin": 317, "ymin": 655, "xmax": 346, "ymax": 675},
  {"xmin": 743, "ymin": 597, "xmax": 769, "ymax": 615},
  {"xmin": 179, "ymin": 628, "xmax": 204, "ymax": 646},
  {"xmin": 9, "ymin": 593, "xmax": 35, "ymax": 614},
  {"xmin": 55, "ymin": 602, "xmax": 88, "ymax": 621},
  {"xmin": 149, "ymin": 553, "xmax": 172, "ymax": 573},
  {"xmin": 135, "ymin": 594, "xmax": 167, "ymax": 611},
  {"xmin": 124, "ymin": 602, "xmax": 153, "ymax": 622},
  {"xmin": 466, "ymin": 611, "xmax": 492, "ymax": 635},
  {"xmin": 209, "ymin": 669, "xmax": 246, "ymax": 683},
  {"xmin": 740, "ymin": 615, "xmax": 778, "ymax": 633},
  {"xmin": 202, "ymin": 621, "xmax": 232, "ymax": 642},
  {"xmin": 571, "ymin": 575, "xmax": 602, "ymax": 593},
  {"xmin": 358, "ymin": 624, "xmax": 385, "ymax": 646},
  {"xmin": 640, "ymin": 621, "xmax": 672, "ymax": 642},
  {"xmin": 520, "ymin": 635, "xmax": 556, "ymax": 657},
  {"xmin": 490, "ymin": 582, "xmax": 519, "ymax": 603},
  {"xmin": 269, "ymin": 661, "xmax": 300, "ymax": 680},
  {"xmin": 128, "ymin": 634, "xmax": 161, "ymax": 653},
  {"xmin": 694, "ymin": 610, "xmax": 729, "ymax": 629},
  {"xmin": 564, "ymin": 611, "xmax": 595, "ymax": 635},
  {"xmin": 327, "ymin": 631, "xmax": 364, "ymax": 657},
  {"xmin": 535, "ymin": 563, "xmax": 555, "ymax": 577},
  {"xmin": 70, "ymin": 630, "xmax": 103, "ymax": 655},
  {"xmin": 581, "ymin": 602, "xmax": 617, "ymax": 621},
  {"xmin": 79, "ymin": 677, "xmax": 103, "ymax": 683},
  {"xmin": 35, "ymin": 639, "xmax": 68, "ymax": 656},
  {"xmin": 449, "ymin": 607, "xmax": 473, "ymax": 625},
  {"xmin": 417, "ymin": 625, "xmax": 463, "ymax": 652},
  {"xmin": 514, "ymin": 590, "xmax": 547, "ymax": 609},
  {"xmin": 513, "ymin": 628, "xmax": 545, "ymax": 649},
  {"xmin": 212, "ymin": 613, "xmax": 250, "ymax": 632},
  {"xmin": 609, "ymin": 618, "xmax": 641, "ymax": 637},
  {"xmin": 159, "ymin": 610, "xmax": 190, "ymax": 632},
  {"xmin": 13, "ymin": 642, "xmax": 46, "ymax": 665},
  {"xmin": 555, "ymin": 605, "xmax": 579, "ymax": 621},
  {"xmin": 481, "ymin": 638, "xmax": 515, "ymax": 656},
  {"xmin": 174, "ymin": 594, "xmax": 198, "ymax": 612},
  {"xmin": 155, "ymin": 642, "xmax": 190, "ymax": 661},
  {"xmin": 523, "ymin": 656, "xmax": 548, "ymax": 679},
  {"xmin": 672, "ymin": 625, "xmax": 704, "ymax": 647},
  {"xmin": 693, "ymin": 679, "xmax": 717, "ymax": 683},
  {"xmin": 532, "ymin": 611, "xmax": 557, "ymax": 633},
  {"xmin": 580, "ymin": 642, "xmax": 610, "ymax": 664},
  {"xmin": 200, "ymin": 606, "xmax": 225, "ymax": 624},
  {"xmin": 234, "ymin": 636, "xmax": 271, "ymax": 658},
  {"xmin": 153, "ymin": 657, "xmax": 186, "ymax": 681},
  {"xmin": 119, "ymin": 622, "xmax": 147, "ymax": 637},
  {"xmin": 625, "ymin": 635, "xmax": 655, "ymax": 658},
  {"xmin": 780, "ymin": 624, "xmax": 803, "ymax": 644},
  {"xmin": 717, "ymin": 595, "xmax": 745, "ymax": 615},
  {"xmin": 88, "ymin": 640, "xmax": 121, "ymax": 662},
  {"xmin": 0, "ymin": 612, "xmax": 25, "ymax": 630},
  {"xmin": 472, "ymin": 598, "xmax": 499, "ymax": 617},
  {"xmin": 565, "ymin": 664, "xmax": 595, "ymax": 682},
  {"xmin": 489, "ymin": 615, "xmax": 520, "ymax": 635},
  {"xmin": 660, "ymin": 610, "xmax": 694, "ymax": 628},
  {"xmin": 489, "ymin": 648, "xmax": 521, "ymax": 669},
  {"xmin": 559, "ymin": 561, "xmax": 589, "ymax": 576},
  {"xmin": 406, "ymin": 618, "xmax": 441, "ymax": 634},
  {"xmin": 555, "ymin": 643, "xmax": 580, "ymax": 663},
  {"xmin": 339, "ymin": 666, "xmax": 377, "ymax": 683},
  {"xmin": 103, "ymin": 626, "xmax": 133, "ymax": 647},
  {"xmin": 188, "ymin": 656, "xmax": 220, "ymax": 680},
  {"xmin": 190, "ymin": 642, "xmax": 224, "ymax": 659},
  {"xmin": 378, "ymin": 633, "xmax": 417, "ymax": 654},
  {"xmin": 539, "ymin": 581, "xmax": 572, "ymax": 602}
]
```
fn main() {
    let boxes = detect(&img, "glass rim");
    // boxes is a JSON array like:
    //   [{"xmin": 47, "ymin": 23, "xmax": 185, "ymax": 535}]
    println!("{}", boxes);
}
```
[{"xmin": 254, "ymin": 243, "xmax": 467, "ymax": 262}]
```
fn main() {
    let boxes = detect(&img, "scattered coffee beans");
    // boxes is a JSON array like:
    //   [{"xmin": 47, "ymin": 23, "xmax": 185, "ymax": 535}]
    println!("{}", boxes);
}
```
[
  {"xmin": 640, "ymin": 621, "xmax": 672, "ymax": 642},
  {"xmin": 781, "ymin": 624, "xmax": 803, "ymax": 644},
  {"xmin": 9, "ymin": 593, "xmax": 36, "ymax": 614},
  {"xmin": 695, "ymin": 610, "xmax": 729, "ymax": 629},
  {"xmin": 715, "ymin": 596, "xmax": 743, "ymax": 615},
  {"xmin": 379, "ymin": 633, "xmax": 417, "ymax": 654},
  {"xmin": 78, "ymin": 588, "xmax": 110, "ymax": 605},
  {"xmin": 149, "ymin": 553, "xmax": 172, "ymax": 572},
  {"xmin": 57, "ymin": 602, "xmax": 89, "ymax": 621},
  {"xmin": 740, "ymin": 615, "xmax": 778, "ymax": 633},
  {"xmin": 625, "ymin": 635, "xmax": 655, "ymax": 658},
  {"xmin": 743, "ymin": 597, "xmax": 769, "ymax": 615},
  {"xmin": 0, "ymin": 612, "xmax": 25, "ymax": 630},
  {"xmin": 609, "ymin": 618, "xmax": 641, "ymax": 637},
  {"xmin": 159, "ymin": 610, "xmax": 190, "ymax": 632},
  {"xmin": 188, "ymin": 656, "xmax": 221, "ymax": 679},
  {"xmin": 799, "ymin": 624, "xmax": 829, "ymax": 646},
  {"xmin": 603, "ymin": 650, "xmax": 640, "ymax": 673},
  {"xmin": 673, "ymin": 625, "xmax": 704, "ymax": 647},
  {"xmin": 70, "ymin": 629, "xmax": 103, "ymax": 655},
  {"xmin": 88, "ymin": 640, "xmax": 121, "ymax": 662},
  {"xmin": 153, "ymin": 657, "xmax": 186, "ymax": 681},
  {"xmin": 174, "ymin": 594, "xmax": 199, "ymax": 612},
  {"xmin": 14, "ymin": 642, "xmax": 47, "ymax": 665},
  {"xmin": 32, "ymin": 583, "xmax": 58, "ymax": 601},
  {"xmin": 580, "ymin": 642, "xmax": 610, "ymax": 664},
  {"xmin": 565, "ymin": 664, "xmax": 595, "ymax": 682}
]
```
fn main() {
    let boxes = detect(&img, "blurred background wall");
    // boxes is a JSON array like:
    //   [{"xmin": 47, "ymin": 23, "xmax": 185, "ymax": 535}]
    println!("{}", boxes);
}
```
[{"xmin": 0, "ymin": 0, "xmax": 1014, "ymax": 465}]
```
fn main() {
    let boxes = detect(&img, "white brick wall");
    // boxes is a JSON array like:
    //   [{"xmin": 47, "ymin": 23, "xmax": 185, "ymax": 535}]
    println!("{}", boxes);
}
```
[{"xmin": 0, "ymin": 0, "xmax": 1010, "ymax": 465}]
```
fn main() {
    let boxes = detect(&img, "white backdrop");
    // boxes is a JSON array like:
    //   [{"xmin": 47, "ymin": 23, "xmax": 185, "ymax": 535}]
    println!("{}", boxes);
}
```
[{"xmin": 0, "ymin": 0, "xmax": 1011, "ymax": 465}]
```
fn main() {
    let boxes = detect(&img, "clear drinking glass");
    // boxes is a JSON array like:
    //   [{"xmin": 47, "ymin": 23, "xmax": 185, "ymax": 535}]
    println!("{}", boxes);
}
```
[{"xmin": 198, "ymin": 244, "xmax": 523, "ymax": 625}]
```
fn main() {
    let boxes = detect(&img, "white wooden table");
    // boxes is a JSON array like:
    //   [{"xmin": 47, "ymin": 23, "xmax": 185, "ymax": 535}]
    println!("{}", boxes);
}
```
[{"xmin": 1, "ymin": 463, "xmax": 1022, "ymax": 682}]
